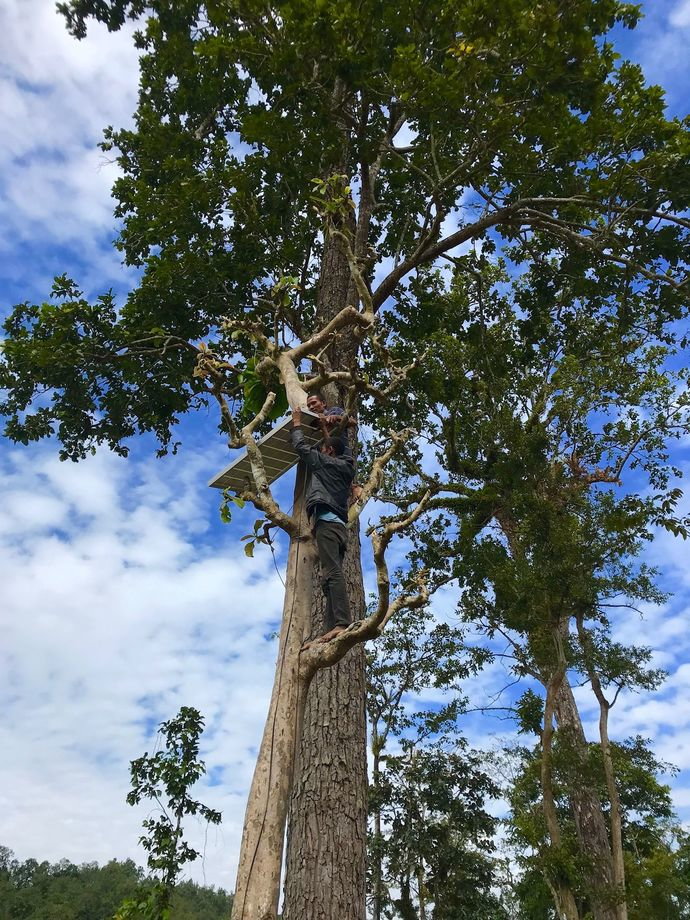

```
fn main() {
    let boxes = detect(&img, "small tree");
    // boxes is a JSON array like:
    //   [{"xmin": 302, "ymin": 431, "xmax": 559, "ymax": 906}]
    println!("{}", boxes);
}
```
[
  {"xmin": 115, "ymin": 707, "xmax": 221, "ymax": 920},
  {"xmin": 366, "ymin": 608, "xmax": 504, "ymax": 920}
]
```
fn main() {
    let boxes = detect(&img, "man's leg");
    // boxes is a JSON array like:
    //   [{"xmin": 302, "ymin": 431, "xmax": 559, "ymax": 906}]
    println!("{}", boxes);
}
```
[
  {"xmin": 323, "ymin": 570, "xmax": 334, "ymax": 632},
  {"xmin": 315, "ymin": 521, "xmax": 350, "ymax": 636}
]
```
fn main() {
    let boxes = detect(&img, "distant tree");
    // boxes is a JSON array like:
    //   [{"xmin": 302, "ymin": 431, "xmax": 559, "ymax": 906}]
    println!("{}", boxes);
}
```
[
  {"xmin": 171, "ymin": 880, "xmax": 233, "ymax": 920},
  {"xmin": 505, "ymin": 736, "xmax": 690, "ymax": 919},
  {"xmin": 374, "ymin": 741, "xmax": 509, "ymax": 920},
  {"xmin": 115, "ymin": 706, "xmax": 222, "ymax": 920}
]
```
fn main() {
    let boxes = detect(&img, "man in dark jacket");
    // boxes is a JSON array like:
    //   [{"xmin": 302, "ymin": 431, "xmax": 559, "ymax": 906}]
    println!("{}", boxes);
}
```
[
  {"xmin": 290, "ymin": 406, "xmax": 355, "ymax": 643},
  {"xmin": 306, "ymin": 391, "xmax": 362, "ymax": 499}
]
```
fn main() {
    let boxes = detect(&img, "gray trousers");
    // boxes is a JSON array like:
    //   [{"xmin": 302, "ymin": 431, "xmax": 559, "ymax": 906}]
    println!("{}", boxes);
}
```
[{"xmin": 314, "ymin": 519, "xmax": 351, "ymax": 630}]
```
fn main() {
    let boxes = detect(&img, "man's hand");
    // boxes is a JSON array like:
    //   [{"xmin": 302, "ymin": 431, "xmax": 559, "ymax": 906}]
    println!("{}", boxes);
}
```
[
  {"xmin": 348, "ymin": 483, "xmax": 364, "ymax": 506},
  {"xmin": 324, "ymin": 413, "xmax": 357, "ymax": 430},
  {"xmin": 292, "ymin": 406, "xmax": 302, "ymax": 427}
]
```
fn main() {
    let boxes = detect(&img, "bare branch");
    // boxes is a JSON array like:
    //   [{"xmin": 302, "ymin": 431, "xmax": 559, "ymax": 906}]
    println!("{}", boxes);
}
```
[
  {"xmin": 236, "ymin": 392, "xmax": 299, "ymax": 534},
  {"xmin": 372, "ymin": 205, "xmax": 516, "ymax": 309},
  {"xmin": 522, "ymin": 208, "xmax": 688, "ymax": 290},
  {"xmin": 348, "ymin": 428, "xmax": 415, "ymax": 524},
  {"xmin": 329, "ymin": 230, "xmax": 375, "ymax": 319},
  {"xmin": 286, "ymin": 304, "xmax": 372, "ymax": 362}
]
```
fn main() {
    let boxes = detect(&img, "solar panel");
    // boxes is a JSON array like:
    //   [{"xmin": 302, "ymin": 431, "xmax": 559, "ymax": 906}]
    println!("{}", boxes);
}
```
[{"xmin": 208, "ymin": 410, "xmax": 323, "ymax": 492}]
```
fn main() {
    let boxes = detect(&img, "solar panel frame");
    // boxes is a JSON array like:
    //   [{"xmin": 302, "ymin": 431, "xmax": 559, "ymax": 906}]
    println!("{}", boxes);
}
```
[{"xmin": 207, "ymin": 410, "xmax": 324, "ymax": 492}]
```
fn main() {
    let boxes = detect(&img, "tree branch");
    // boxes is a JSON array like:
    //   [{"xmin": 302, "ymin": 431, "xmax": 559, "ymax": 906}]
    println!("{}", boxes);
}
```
[{"xmin": 300, "ymin": 490, "xmax": 433, "ymax": 676}]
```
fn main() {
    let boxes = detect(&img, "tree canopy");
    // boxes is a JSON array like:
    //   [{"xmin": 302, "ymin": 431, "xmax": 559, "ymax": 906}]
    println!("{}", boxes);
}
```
[{"xmin": 2, "ymin": 0, "xmax": 688, "ymax": 460}]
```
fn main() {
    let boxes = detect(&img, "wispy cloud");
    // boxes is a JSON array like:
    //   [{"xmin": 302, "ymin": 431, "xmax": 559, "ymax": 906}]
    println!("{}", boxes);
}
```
[
  {"xmin": 615, "ymin": 0, "xmax": 690, "ymax": 114},
  {"xmin": 0, "ymin": 0, "xmax": 140, "ymax": 299},
  {"xmin": 670, "ymin": 0, "xmax": 690, "ymax": 28},
  {"xmin": 0, "ymin": 444, "xmax": 287, "ymax": 888}
]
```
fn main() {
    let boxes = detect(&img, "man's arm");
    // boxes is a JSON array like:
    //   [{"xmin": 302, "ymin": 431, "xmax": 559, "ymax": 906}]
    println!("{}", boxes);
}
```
[
  {"xmin": 324, "ymin": 407, "xmax": 357, "ymax": 430},
  {"xmin": 349, "ymin": 483, "xmax": 364, "ymax": 505},
  {"xmin": 290, "ymin": 407, "xmax": 324, "ymax": 470}
]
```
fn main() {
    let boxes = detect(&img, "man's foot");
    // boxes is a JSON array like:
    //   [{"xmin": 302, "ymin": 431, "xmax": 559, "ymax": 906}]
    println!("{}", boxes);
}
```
[
  {"xmin": 317, "ymin": 626, "xmax": 347, "ymax": 643},
  {"xmin": 301, "ymin": 626, "xmax": 348, "ymax": 650}
]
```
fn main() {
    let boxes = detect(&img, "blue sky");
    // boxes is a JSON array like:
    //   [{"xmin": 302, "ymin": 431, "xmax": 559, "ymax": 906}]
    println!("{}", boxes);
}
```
[{"xmin": 1, "ymin": 0, "xmax": 690, "ymax": 894}]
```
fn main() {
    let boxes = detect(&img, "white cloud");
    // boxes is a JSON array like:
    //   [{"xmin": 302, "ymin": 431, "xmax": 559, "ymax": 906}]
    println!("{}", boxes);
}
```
[
  {"xmin": 620, "ymin": 0, "xmax": 690, "ymax": 115},
  {"xmin": 0, "ymin": 446, "xmax": 286, "ymax": 890},
  {"xmin": 670, "ymin": 0, "xmax": 690, "ymax": 28},
  {"xmin": 0, "ymin": 0, "xmax": 141, "ymax": 298}
]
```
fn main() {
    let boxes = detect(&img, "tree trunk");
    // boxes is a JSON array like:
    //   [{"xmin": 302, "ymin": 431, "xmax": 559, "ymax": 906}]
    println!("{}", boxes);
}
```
[
  {"xmin": 283, "ymin": 222, "xmax": 368, "ymax": 920},
  {"xmin": 575, "ymin": 615, "xmax": 628, "ymax": 920},
  {"xmin": 231, "ymin": 470, "xmax": 315, "ymax": 920},
  {"xmin": 395, "ymin": 877, "xmax": 418, "ymax": 920},
  {"xmin": 282, "ymin": 525, "xmax": 368, "ymax": 919},
  {"xmin": 541, "ymin": 668, "xmax": 581, "ymax": 920},
  {"xmin": 372, "ymin": 742, "xmax": 384, "ymax": 920},
  {"xmin": 597, "ymin": 698, "xmax": 627, "ymax": 920},
  {"xmin": 417, "ymin": 864, "xmax": 427, "ymax": 920},
  {"xmin": 555, "ymin": 677, "xmax": 617, "ymax": 920}
]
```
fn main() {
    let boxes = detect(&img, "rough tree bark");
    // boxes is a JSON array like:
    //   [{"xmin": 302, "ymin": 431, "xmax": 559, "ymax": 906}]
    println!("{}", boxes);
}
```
[
  {"xmin": 555, "ymin": 677, "xmax": 617, "ymax": 920},
  {"xmin": 283, "ymin": 223, "xmax": 368, "ymax": 920},
  {"xmin": 282, "ymin": 531, "xmax": 368, "ymax": 919}
]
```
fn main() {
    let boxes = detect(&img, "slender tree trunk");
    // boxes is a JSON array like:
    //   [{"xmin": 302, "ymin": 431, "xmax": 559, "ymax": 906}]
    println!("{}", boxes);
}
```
[
  {"xmin": 554, "ymin": 677, "xmax": 617, "ymax": 920},
  {"xmin": 576, "ymin": 617, "xmax": 628, "ymax": 920},
  {"xmin": 372, "ymin": 742, "xmax": 384, "ymax": 920},
  {"xmin": 417, "ymin": 864, "xmax": 427, "ymax": 920},
  {"xmin": 596, "ymin": 698, "xmax": 627, "ymax": 920},
  {"xmin": 231, "ymin": 471, "xmax": 315, "ymax": 920},
  {"xmin": 396, "ymin": 877, "xmax": 418, "ymax": 920}
]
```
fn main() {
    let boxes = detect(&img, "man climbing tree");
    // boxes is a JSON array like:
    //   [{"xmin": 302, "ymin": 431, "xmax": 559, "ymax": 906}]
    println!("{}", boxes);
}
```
[{"xmin": 290, "ymin": 406, "xmax": 355, "ymax": 644}]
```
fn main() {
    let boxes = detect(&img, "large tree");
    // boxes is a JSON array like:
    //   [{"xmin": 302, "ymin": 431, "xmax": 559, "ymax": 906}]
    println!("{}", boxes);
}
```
[
  {"xmin": 2, "ymin": 1, "xmax": 689, "ymax": 918},
  {"xmin": 505, "ymin": 737, "xmax": 690, "ymax": 920},
  {"xmin": 370, "ymin": 254, "xmax": 690, "ymax": 918}
]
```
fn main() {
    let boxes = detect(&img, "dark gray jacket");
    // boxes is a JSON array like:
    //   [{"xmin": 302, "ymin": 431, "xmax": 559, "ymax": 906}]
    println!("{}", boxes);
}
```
[{"xmin": 290, "ymin": 427, "xmax": 354, "ymax": 523}]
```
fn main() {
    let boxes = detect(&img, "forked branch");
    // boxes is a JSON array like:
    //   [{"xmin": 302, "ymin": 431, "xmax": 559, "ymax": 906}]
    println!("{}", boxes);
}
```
[{"xmin": 301, "ymin": 489, "xmax": 433, "ymax": 677}]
